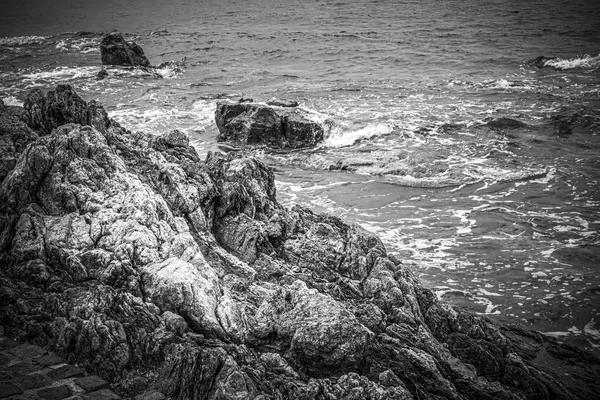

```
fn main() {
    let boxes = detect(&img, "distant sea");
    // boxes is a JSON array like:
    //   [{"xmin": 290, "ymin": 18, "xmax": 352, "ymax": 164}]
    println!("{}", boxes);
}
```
[{"xmin": 2, "ymin": 0, "xmax": 599, "ymax": 353}]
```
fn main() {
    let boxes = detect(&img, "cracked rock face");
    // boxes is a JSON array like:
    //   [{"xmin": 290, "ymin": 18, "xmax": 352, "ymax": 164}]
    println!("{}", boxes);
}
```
[{"xmin": 1, "ymin": 85, "xmax": 599, "ymax": 400}]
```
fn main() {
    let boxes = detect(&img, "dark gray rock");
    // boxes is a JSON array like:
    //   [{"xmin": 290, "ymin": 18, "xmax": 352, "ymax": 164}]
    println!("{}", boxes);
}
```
[
  {"xmin": 36, "ymin": 384, "xmax": 73, "ymax": 400},
  {"xmin": 0, "ymin": 382, "xmax": 23, "ymax": 398},
  {"xmin": 486, "ymin": 117, "xmax": 528, "ymax": 130},
  {"xmin": 82, "ymin": 388, "xmax": 121, "ymax": 400},
  {"xmin": 96, "ymin": 69, "xmax": 109, "ymax": 80},
  {"xmin": 100, "ymin": 31, "xmax": 151, "ymax": 68},
  {"xmin": 75, "ymin": 376, "xmax": 110, "ymax": 392},
  {"xmin": 266, "ymin": 99, "xmax": 299, "ymax": 108},
  {"xmin": 215, "ymin": 100, "xmax": 324, "ymax": 149},
  {"xmin": 529, "ymin": 55, "xmax": 557, "ymax": 69},
  {"xmin": 46, "ymin": 364, "xmax": 85, "ymax": 380}
]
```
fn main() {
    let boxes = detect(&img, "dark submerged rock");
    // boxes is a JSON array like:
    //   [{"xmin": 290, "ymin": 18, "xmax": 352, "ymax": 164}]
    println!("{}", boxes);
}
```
[
  {"xmin": 215, "ymin": 100, "xmax": 325, "ymax": 149},
  {"xmin": 0, "ymin": 85, "xmax": 599, "ymax": 400},
  {"xmin": 266, "ymin": 99, "xmax": 300, "ymax": 108},
  {"xmin": 96, "ymin": 69, "xmax": 109, "ymax": 80},
  {"xmin": 485, "ymin": 117, "xmax": 528, "ymax": 130},
  {"xmin": 529, "ymin": 55, "xmax": 557, "ymax": 69},
  {"xmin": 100, "ymin": 31, "xmax": 151, "ymax": 67}
]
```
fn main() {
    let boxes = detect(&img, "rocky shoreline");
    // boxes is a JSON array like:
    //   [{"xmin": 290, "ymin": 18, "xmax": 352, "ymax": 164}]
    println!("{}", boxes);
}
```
[{"xmin": 1, "ymin": 84, "xmax": 599, "ymax": 399}]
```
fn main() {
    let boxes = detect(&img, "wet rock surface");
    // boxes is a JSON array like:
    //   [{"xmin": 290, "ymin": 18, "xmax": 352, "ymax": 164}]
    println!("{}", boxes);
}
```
[
  {"xmin": 1, "ymin": 85, "xmax": 599, "ymax": 399},
  {"xmin": 100, "ymin": 31, "xmax": 151, "ymax": 68},
  {"xmin": 215, "ymin": 100, "xmax": 325, "ymax": 149}
]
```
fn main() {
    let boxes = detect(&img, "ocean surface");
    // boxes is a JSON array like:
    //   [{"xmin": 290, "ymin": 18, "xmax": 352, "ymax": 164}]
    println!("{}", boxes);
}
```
[{"xmin": 1, "ymin": 0, "xmax": 599, "ymax": 353}]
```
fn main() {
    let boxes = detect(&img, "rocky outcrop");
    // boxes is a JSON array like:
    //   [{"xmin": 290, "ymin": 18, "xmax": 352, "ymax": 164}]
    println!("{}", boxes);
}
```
[
  {"xmin": 100, "ymin": 31, "xmax": 151, "ymax": 68},
  {"xmin": 215, "ymin": 100, "xmax": 325, "ymax": 149},
  {"xmin": 24, "ymin": 84, "xmax": 113, "ymax": 135},
  {"xmin": 1, "ymin": 85, "xmax": 599, "ymax": 400}
]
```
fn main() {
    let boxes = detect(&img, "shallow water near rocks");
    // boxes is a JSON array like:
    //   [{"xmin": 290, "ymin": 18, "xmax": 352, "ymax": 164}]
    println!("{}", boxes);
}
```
[{"xmin": 1, "ymin": 0, "xmax": 599, "ymax": 353}]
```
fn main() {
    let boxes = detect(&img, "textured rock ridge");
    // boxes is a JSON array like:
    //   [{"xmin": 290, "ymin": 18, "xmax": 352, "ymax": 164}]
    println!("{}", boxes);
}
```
[
  {"xmin": 0, "ymin": 85, "xmax": 599, "ymax": 399},
  {"xmin": 215, "ymin": 100, "xmax": 325, "ymax": 149}
]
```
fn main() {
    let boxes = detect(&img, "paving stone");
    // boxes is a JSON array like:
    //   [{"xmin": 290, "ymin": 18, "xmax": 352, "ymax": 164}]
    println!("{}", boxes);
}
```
[
  {"xmin": 0, "ymin": 382, "xmax": 23, "ymax": 398},
  {"xmin": 15, "ymin": 373, "xmax": 53, "ymax": 390},
  {"xmin": 73, "ymin": 377, "xmax": 108, "ymax": 393},
  {"xmin": 82, "ymin": 389, "xmax": 120, "ymax": 400},
  {"xmin": 0, "ymin": 340, "xmax": 18, "ymax": 351},
  {"xmin": 6, "ymin": 363, "xmax": 37, "ymax": 378},
  {"xmin": 45, "ymin": 365, "xmax": 84, "ymax": 380},
  {"xmin": 33, "ymin": 355, "xmax": 63, "ymax": 368},
  {"xmin": 134, "ymin": 390, "xmax": 165, "ymax": 400},
  {"xmin": 8, "ymin": 345, "xmax": 45, "ymax": 360},
  {"xmin": 36, "ymin": 385, "xmax": 72, "ymax": 400}
]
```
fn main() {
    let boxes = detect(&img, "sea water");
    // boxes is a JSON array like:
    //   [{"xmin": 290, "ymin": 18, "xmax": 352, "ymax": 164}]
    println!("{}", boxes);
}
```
[{"xmin": 1, "ymin": 0, "xmax": 599, "ymax": 353}]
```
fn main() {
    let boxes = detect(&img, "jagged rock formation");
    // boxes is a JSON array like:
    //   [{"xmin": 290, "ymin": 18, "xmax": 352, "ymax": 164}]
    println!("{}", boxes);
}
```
[
  {"xmin": 1, "ymin": 86, "xmax": 599, "ymax": 400},
  {"xmin": 100, "ymin": 31, "xmax": 152, "ymax": 67},
  {"xmin": 215, "ymin": 100, "xmax": 325, "ymax": 149}
]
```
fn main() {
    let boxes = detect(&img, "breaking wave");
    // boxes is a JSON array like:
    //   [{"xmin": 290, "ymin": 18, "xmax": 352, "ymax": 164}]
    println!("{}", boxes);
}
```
[
  {"xmin": 0, "ymin": 35, "xmax": 49, "ymax": 46},
  {"xmin": 542, "ymin": 53, "xmax": 600, "ymax": 70}
]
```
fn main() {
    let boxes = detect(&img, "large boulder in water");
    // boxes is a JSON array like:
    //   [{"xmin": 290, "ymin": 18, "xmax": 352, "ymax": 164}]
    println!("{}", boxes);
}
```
[
  {"xmin": 100, "ymin": 31, "xmax": 151, "ymax": 67},
  {"xmin": 215, "ymin": 100, "xmax": 325, "ymax": 149}
]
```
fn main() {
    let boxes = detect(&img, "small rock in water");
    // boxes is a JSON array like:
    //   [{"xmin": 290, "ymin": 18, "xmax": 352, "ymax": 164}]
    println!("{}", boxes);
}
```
[
  {"xmin": 266, "ymin": 99, "xmax": 299, "ymax": 108},
  {"xmin": 96, "ymin": 69, "xmax": 108, "ymax": 80},
  {"xmin": 485, "ymin": 117, "xmax": 528, "ymax": 130}
]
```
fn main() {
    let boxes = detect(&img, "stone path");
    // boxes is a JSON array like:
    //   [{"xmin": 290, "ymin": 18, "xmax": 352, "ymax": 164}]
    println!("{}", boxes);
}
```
[{"xmin": 0, "ymin": 328, "xmax": 165, "ymax": 400}]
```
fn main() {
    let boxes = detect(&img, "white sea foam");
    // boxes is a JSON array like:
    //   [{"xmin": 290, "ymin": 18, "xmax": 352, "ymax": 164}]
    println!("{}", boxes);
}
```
[
  {"xmin": 473, "ymin": 296, "xmax": 500, "ymax": 314},
  {"xmin": 481, "ymin": 78, "xmax": 534, "ymax": 91},
  {"xmin": 55, "ymin": 37, "xmax": 100, "ymax": 53},
  {"xmin": 544, "ymin": 53, "xmax": 600, "ymax": 70},
  {"xmin": 110, "ymin": 99, "xmax": 216, "ymax": 136},
  {"xmin": 478, "ymin": 289, "xmax": 503, "ymax": 297},
  {"xmin": 0, "ymin": 35, "xmax": 49, "ymax": 46},
  {"xmin": 1, "ymin": 95, "xmax": 23, "ymax": 107},
  {"xmin": 21, "ymin": 66, "xmax": 98, "ymax": 86},
  {"xmin": 323, "ymin": 123, "xmax": 393, "ymax": 147}
]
